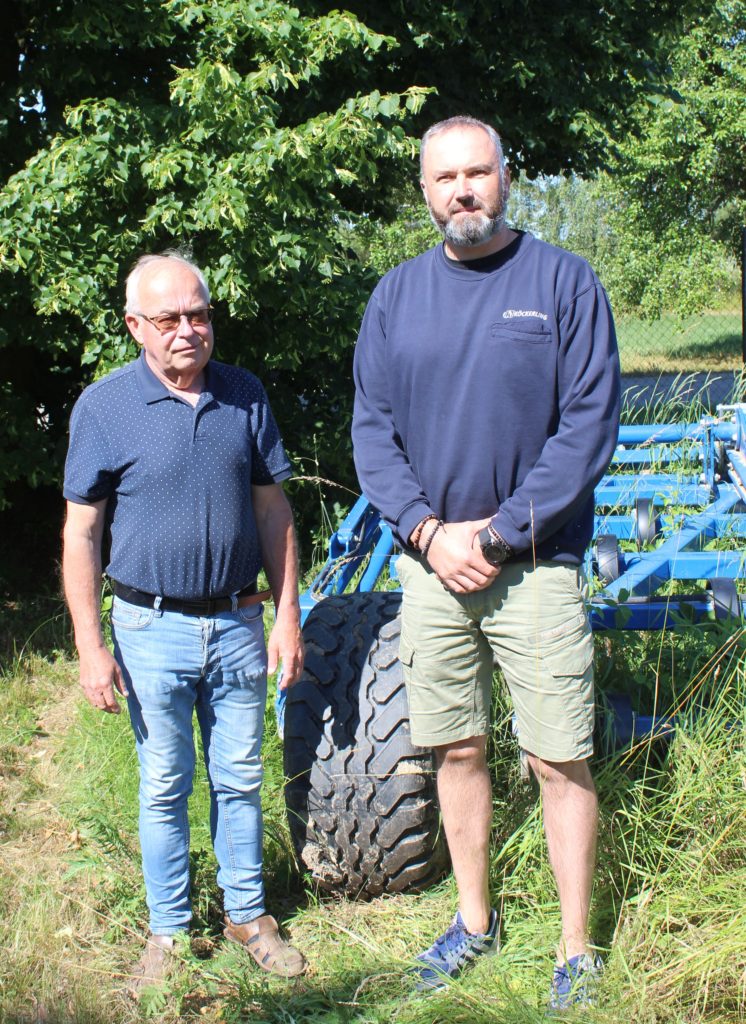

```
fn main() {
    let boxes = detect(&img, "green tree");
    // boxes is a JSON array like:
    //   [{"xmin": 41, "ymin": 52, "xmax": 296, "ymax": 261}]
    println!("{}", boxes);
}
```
[
  {"xmin": 356, "ymin": 0, "xmax": 745, "ymax": 317},
  {"xmin": 0, "ymin": 1, "xmax": 176, "ymax": 180},
  {"xmin": 1, "ymin": 0, "xmax": 694, "ymax": 185},
  {"xmin": 304, "ymin": 0, "xmax": 696, "ymax": 175},
  {"xmin": 0, "ymin": 1, "xmax": 428, "ymax": 579},
  {"xmin": 592, "ymin": 0, "xmax": 745, "ymax": 315},
  {"xmin": 0, "ymin": 0, "xmax": 706, "ymax": 583}
]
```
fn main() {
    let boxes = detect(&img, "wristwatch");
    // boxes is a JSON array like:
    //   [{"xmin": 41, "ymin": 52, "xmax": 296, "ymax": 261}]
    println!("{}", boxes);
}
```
[{"xmin": 478, "ymin": 525, "xmax": 512, "ymax": 566}]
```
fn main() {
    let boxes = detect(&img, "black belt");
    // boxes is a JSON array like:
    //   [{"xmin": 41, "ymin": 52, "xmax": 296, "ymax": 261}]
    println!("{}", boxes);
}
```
[{"xmin": 110, "ymin": 580, "xmax": 266, "ymax": 617}]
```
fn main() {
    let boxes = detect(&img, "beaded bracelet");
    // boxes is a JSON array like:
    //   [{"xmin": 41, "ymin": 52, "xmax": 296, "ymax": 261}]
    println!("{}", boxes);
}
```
[
  {"xmin": 421, "ymin": 519, "xmax": 444, "ymax": 560},
  {"xmin": 410, "ymin": 513, "xmax": 437, "ymax": 551}
]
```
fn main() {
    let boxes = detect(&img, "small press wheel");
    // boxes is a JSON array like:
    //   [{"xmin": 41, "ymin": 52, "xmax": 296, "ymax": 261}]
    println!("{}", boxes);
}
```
[
  {"xmin": 634, "ymin": 498, "xmax": 658, "ymax": 550},
  {"xmin": 595, "ymin": 534, "xmax": 621, "ymax": 584},
  {"xmin": 707, "ymin": 578, "xmax": 742, "ymax": 621},
  {"xmin": 716, "ymin": 442, "xmax": 730, "ymax": 482}
]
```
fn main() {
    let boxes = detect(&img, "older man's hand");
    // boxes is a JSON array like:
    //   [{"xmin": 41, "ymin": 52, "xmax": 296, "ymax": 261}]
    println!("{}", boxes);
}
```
[
  {"xmin": 424, "ymin": 518, "xmax": 501, "ymax": 594},
  {"xmin": 268, "ymin": 611, "xmax": 305, "ymax": 690},
  {"xmin": 78, "ymin": 644, "xmax": 129, "ymax": 714}
]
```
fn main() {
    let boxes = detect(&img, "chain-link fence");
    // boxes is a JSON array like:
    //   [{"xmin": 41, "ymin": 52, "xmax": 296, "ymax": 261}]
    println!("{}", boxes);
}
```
[{"xmin": 619, "ymin": 229, "xmax": 745, "ymax": 410}]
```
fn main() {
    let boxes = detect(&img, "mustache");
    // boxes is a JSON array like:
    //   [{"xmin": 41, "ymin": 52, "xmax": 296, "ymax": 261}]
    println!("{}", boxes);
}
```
[{"xmin": 449, "ymin": 197, "xmax": 487, "ymax": 214}]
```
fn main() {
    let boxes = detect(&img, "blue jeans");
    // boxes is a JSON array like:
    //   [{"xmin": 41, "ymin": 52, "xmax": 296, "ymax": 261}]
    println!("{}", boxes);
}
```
[{"xmin": 111, "ymin": 595, "xmax": 268, "ymax": 935}]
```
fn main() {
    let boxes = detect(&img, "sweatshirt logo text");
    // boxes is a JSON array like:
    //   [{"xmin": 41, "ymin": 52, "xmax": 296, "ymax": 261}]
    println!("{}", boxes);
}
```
[{"xmin": 503, "ymin": 309, "xmax": 548, "ymax": 321}]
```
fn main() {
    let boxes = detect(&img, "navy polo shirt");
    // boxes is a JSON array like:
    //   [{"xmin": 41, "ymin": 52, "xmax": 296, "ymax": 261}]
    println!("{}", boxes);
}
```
[{"xmin": 64, "ymin": 352, "xmax": 292, "ymax": 600}]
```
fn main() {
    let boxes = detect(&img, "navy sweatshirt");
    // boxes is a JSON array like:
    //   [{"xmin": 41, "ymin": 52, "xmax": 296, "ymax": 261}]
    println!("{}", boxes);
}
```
[{"xmin": 352, "ymin": 231, "xmax": 621, "ymax": 564}]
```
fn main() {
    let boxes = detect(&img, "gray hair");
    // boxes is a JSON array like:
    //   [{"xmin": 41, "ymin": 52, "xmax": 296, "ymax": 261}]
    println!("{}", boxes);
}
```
[
  {"xmin": 125, "ymin": 250, "xmax": 210, "ymax": 313},
  {"xmin": 420, "ymin": 116, "xmax": 506, "ymax": 176}
]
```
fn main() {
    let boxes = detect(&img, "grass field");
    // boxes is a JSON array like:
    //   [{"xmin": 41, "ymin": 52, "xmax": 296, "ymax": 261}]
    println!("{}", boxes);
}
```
[
  {"xmin": 1, "ymin": 611, "xmax": 744, "ymax": 1024},
  {"xmin": 616, "ymin": 307, "xmax": 742, "ymax": 374},
  {"xmin": 1, "ymin": 396, "xmax": 745, "ymax": 1024}
]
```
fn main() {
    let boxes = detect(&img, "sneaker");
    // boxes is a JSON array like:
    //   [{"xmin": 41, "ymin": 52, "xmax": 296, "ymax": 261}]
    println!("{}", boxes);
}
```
[
  {"xmin": 413, "ymin": 910, "xmax": 499, "ymax": 991},
  {"xmin": 549, "ymin": 952, "xmax": 603, "ymax": 1011}
]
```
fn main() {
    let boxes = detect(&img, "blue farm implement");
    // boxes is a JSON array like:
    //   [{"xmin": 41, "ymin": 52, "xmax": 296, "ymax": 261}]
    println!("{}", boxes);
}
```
[{"xmin": 282, "ymin": 408, "xmax": 745, "ymax": 896}]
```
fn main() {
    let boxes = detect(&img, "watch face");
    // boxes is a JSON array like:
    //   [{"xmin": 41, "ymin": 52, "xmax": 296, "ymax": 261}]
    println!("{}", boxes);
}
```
[
  {"xmin": 479, "ymin": 527, "xmax": 506, "ymax": 565},
  {"xmin": 486, "ymin": 544, "xmax": 504, "ymax": 565}
]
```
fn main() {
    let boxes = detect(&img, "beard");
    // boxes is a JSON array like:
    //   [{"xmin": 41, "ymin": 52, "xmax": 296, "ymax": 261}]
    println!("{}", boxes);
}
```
[{"xmin": 427, "ymin": 191, "xmax": 507, "ymax": 248}]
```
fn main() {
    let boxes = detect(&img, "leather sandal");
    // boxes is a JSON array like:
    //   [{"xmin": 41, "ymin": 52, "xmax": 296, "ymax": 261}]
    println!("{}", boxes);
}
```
[
  {"xmin": 125, "ymin": 934, "xmax": 175, "ymax": 999},
  {"xmin": 223, "ymin": 914, "xmax": 306, "ymax": 977}
]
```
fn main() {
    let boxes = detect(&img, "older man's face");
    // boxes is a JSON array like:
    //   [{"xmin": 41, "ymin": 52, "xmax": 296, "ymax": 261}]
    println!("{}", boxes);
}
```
[
  {"xmin": 125, "ymin": 264, "xmax": 214, "ymax": 389},
  {"xmin": 420, "ymin": 126, "xmax": 509, "ymax": 249}
]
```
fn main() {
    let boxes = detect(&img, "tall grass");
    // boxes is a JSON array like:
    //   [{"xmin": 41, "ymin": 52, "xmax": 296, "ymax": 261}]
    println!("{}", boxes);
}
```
[
  {"xmin": 0, "ymin": 615, "xmax": 742, "ymax": 1023},
  {"xmin": 1, "ymin": 387, "xmax": 744, "ymax": 1021},
  {"xmin": 621, "ymin": 369, "xmax": 746, "ymax": 425}
]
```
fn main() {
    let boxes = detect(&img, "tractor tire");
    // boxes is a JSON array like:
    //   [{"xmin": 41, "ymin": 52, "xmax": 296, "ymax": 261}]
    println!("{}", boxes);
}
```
[{"xmin": 283, "ymin": 591, "xmax": 448, "ymax": 897}]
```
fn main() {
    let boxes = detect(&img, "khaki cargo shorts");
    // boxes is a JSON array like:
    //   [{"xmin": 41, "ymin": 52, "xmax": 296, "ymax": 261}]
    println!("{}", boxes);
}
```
[{"xmin": 397, "ymin": 552, "xmax": 594, "ymax": 761}]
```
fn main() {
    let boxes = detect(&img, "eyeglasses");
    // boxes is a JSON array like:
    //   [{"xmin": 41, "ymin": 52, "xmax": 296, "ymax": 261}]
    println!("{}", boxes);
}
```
[{"xmin": 138, "ymin": 306, "xmax": 214, "ymax": 334}]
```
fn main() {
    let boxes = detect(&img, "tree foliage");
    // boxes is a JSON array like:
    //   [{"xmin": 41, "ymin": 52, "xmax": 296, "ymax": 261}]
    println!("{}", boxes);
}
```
[
  {"xmin": 591, "ymin": 0, "xmax": 745, "ymax": 316},
  {"xmin": 0, "ymin": 1, "xmax": 428, "ymax": 546},
  {"xmin": 304, "ymin": 0, "xmax": 695, "ymax": 175},
  {"xmin": 362, "ymin": 0, "xmax": 746, "ymax": 320},
  {"xmin": 0, "ymin": 1, "xmax": 175, "ymax": 180},
  {"xmin": 508, "ymin": 174, "xmax": 738, "ymax": 318},
  {"xmin": 0, "ymin": 0, "xmax": 712, "ymax": 578}
]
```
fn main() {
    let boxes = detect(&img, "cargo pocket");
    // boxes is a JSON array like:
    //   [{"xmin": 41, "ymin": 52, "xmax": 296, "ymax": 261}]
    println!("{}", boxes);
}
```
[
  {"xmin": 539, "ymin": 613, "xmax": 595, "ymax": 746},
  {"xmin": 536, "ymin": 608, "xmax": 592, "ymax": 671}
]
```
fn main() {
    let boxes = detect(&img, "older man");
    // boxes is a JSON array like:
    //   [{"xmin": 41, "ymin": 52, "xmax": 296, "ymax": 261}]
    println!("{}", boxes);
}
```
[
  {"xmin": 352, "ymin": 117, "xmax": 620, "ymax": 1006},
  {"xmin": 63, "ymin": 251, "xmax": 305, "ymax": 991}
]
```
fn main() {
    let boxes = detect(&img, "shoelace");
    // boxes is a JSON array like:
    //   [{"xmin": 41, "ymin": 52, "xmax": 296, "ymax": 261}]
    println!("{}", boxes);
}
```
[
  {"xmin": 429, "ymin": 919, "xmax": 467, "ymax": 957},
  {"xmin": 553, "ymin": 964, "xmax": 571, "ymax": 985}
]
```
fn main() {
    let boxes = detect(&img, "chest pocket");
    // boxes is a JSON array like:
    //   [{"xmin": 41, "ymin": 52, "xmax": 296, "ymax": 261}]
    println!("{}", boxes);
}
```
[{"xmin": 490, "ymin": 321, "xmax": 553, "ymax": 345}]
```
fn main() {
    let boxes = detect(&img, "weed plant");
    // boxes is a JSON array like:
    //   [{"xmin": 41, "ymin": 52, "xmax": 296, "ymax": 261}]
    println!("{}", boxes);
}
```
[{"xmin": 620, "ymin": 370, "xmax": 746, "ymax": 425}]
